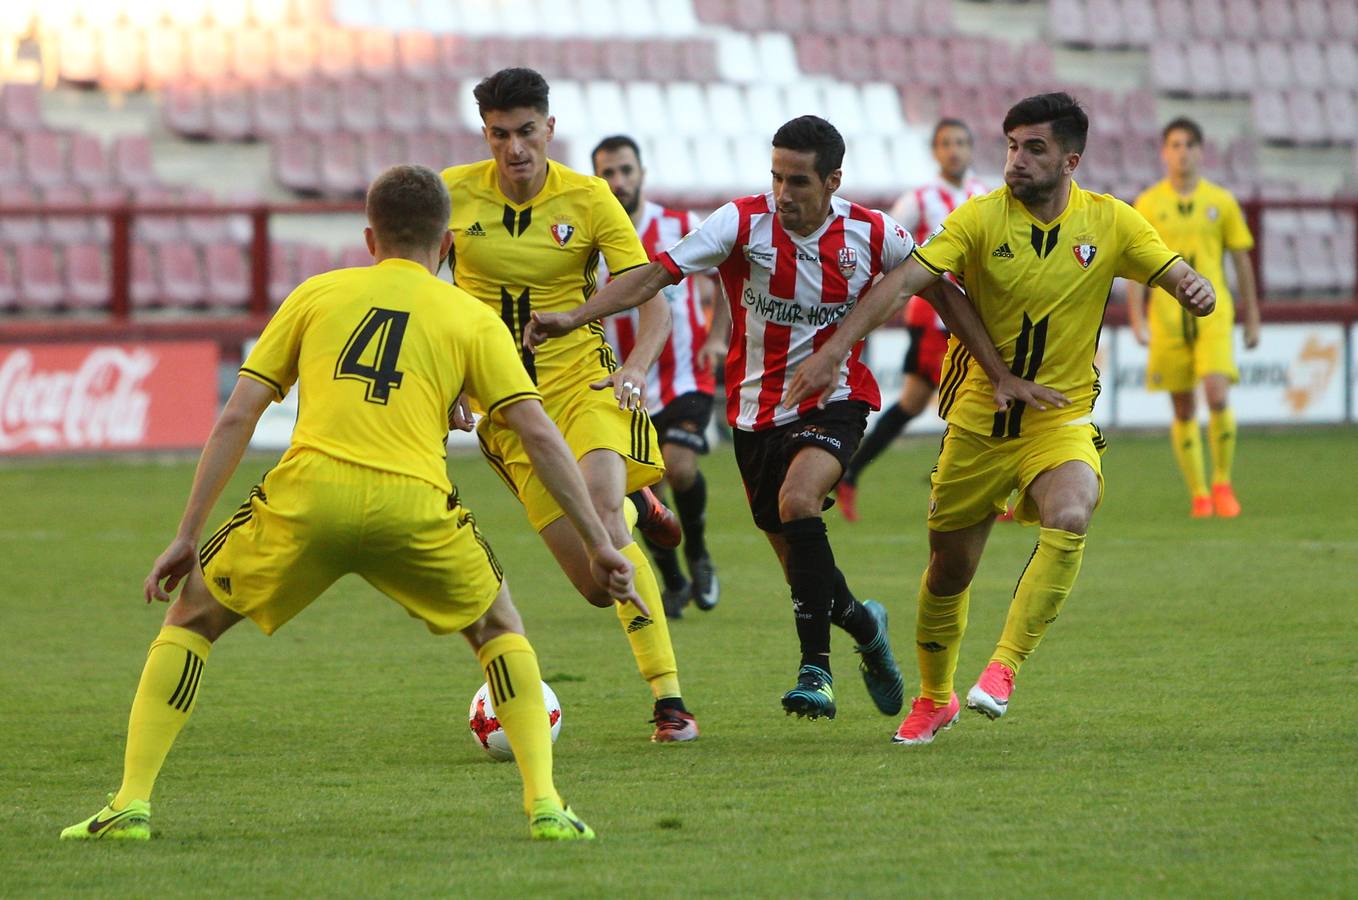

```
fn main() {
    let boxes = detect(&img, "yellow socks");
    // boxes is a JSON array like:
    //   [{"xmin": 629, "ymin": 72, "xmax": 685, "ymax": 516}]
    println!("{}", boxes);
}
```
[
  {"xmin": 614, "ymin": 542, "xmax": 681, "ymax": 701},
  {"xmin": 1208, "ymin": 407, "xmax": 1236, "ymax": 485},
  {"xmin": 1170, "ymin": 418, "xmax": 1208, "ymax": 498},
  {"xmin": 477, "ymin": 632, "xmax": 559, "ymax": 815},
  {"xmin": 915, "ymin": 572, "xmax": 970, "ymax": 704},
  {"xmin": 113, "ymin": 625, "xmax": 211, "ymax": 809},
  {"xmin": 993, "ymin": 528, "xmax": 1085, "ymax": 673}
]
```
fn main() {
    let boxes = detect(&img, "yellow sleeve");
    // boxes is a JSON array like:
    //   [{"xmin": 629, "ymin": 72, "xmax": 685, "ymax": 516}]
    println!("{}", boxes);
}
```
[
  {"xmin": 910, "ymin": 199, "xmax": 977, "ymax": 277},
  {"xmin": 1219, "ymin": 191, "xmax": 1255, "ymax": 252},
  {"xmin": 240, "ymin": 287, "xmax": 309, "ymax": 400},
  {"xmin": 1113, "ymin": 199, "xmax": 1181, "ymax": 285},
  {"xmin": 591, "ymin": 180, "xmax": 649, "ymax": 275},
  {"xmin": 460, "ymin": 302, "xmax": 543, "ymax": 422}
]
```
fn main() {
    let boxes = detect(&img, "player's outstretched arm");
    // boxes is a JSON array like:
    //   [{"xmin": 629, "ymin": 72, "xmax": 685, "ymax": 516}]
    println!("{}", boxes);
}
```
[
  {"xmin": 524, "ymin": 262, "xmax": 675, "ymax": 351},
  {"xmin": 592, "ymin": 290, "xmax": 672, "ymax": 411},
  {"xmin": 145, "ymin": 377, "xmax": 274, "ymax": 603},
  {"xmin": 498, "ymin": 398, "xmax": 645, "ymax": 611},
  {"xmin": 1155, "ymin": 259, "xmax": 1216, "ymax": 318}
]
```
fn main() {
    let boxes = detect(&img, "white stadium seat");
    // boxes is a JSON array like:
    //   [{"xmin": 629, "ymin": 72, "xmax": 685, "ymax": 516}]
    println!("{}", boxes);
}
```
[
  {"xmin": 705, "ymin": 82, "xmax": 752, "ymax": 138},
  {"xmin": 666, "ymin": 82, "xmax": 711, "ymax": 136},
  {"xmin": 623, "ymin": 82, "xmax": 671, "ymax": 138}
]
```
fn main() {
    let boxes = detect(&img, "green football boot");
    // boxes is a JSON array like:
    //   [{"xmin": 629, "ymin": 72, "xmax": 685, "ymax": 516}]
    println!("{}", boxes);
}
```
[
  {"xmin": 855, "ymin": 600, "xmax": 905, "ymax": 716},
  {"xmin": 529, "ymin": 798, "xmax": 596, "ymax": 841},
  {"xmin": 60, "ymin": 795, "xmax": 150, "ymax": 841},
  {"xmin": 781, "ymin": 664, "xmax": 836, "ymax": 720}
]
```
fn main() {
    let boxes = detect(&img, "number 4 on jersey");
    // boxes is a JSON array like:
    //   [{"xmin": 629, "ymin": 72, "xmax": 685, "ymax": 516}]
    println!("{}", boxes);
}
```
[{"xmin": 335, "ymin": 308, "xmax": 409, "ymax": 404}]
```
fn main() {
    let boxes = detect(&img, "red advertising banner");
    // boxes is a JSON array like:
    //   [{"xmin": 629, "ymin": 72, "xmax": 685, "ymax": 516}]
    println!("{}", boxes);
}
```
[{"xmin": 0, "ymin": 341, "xmax": 219, "ymax": 455}]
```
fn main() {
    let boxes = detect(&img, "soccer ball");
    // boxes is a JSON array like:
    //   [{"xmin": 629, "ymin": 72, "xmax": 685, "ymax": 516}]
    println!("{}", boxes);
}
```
[{"xmin": 468, "ymin": 680, "xmax": 562, "ymax": 762}]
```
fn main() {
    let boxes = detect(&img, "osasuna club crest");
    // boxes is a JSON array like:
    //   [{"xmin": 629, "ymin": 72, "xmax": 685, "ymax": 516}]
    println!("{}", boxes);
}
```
[
  {"xmin": 1072, "ymin": 243, "xmax": 1097, "ymax": 268},
  {"xmin": 551, "ymin": 223, "xmax": 575, "ymax": 247},
  {"xmin": 837, "ymin": 247, "xmax": 858, "ymax": 278}
]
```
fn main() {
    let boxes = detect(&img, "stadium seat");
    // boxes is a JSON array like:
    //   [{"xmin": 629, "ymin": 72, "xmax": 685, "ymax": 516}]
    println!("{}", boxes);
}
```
[
  {"xmin": 650, "ymin": 136, "xmax": 699, "ymax": 195},
  {"xmin": 1219, "ymin": 42, "xmax": 1258, "ymax": 93},
  {"xmin": 419, "ymin": 77, "xmax": 462, "ymax": 135},
  {"xmin": 1251, "ymin": 90, "xmax": 1291, "ymax": 143},
  {"xmin": 689, "ymin": 136, "xmax": 741, "ymax": 197},
  {"xmin": 833, "ymin": 36, "xmax": 874, "ymax": 83},
  {"xmin": 1154, "ymin": 0, "xmax": 1193, "ymax": 36},
  {"xmin": 252, "ymin": 82, "xmax": 296, "ymax": 138},
  {"xmin": 561, "ymin": 38, "xmax": 603, "ymax": 79},
  {"xmin": 68, "ymin": 133, "xmax": 110, "ymax": 190},
  {"xmin": 143, "ymin": 27, "xmax": 187, "ymax": 89},
  {"xmin": 869, "ymin": 36, "xmax": 910, "ymax": 85},
  {"xmin": 318, "ymin": 28, "xmax": 359, "ymax": 79},
  {"xmin": 359, "ymin": 131, "xmax": 408, "ymax": 181},
  {"xmin": 1119, "ymin": 0, "xmax": 1157, "ymax": 45},
  {"xmin": 1321, "ymin": 90, "xmax": 1358, "ymax": 142},
  {"xmin": 273, "ymin": 133, "xmax": 320, "ymax": 193},
  {"xmin": 1323, "ymin": 41, "xmax": 1358, "ymax": 88},
  {"xmin": 733, "ymin": 0, "xmax": 770, "ymax": 32},
  {"xmin": 638, "ymin": 38, "xmax": 680, "ymax": 82},
  {"xmin": 1254, "ymin": 42, "xmax": 1295, "ymax": 91},
  {"xmin": 337, "ymin": 77, "xmax": 382, "ymax": 133},
  {"xmin": 0, "ymin": 134, "xmax": 20, "ymax": 187},
  {"xmin": 336, "ymin": 245, "xmax": 373, "ymax": 269},
  {"xmin": 157, "ymin": 241, "xmax": 205, "ymax": 307},
  {"xmin": 621, "ymin": 82, "xmax": 668, "ymax": 138},
  {"xmin": 1222, "ymin": 0, "xmax": 1261, "ymax": 38},
  {"xmin": 15, "ymin": 243, "xmax": 63, "ymax": 311},
  {"xmin": 296, "ymin": 79, "xmax": 339, "ymax": 134},
  {"xmin": 43, "ymin": 185, "xmax": 93, "ymax": 244},
  {"xmin": 907, "ymin": 37, "xmax": 949, "ymax": 87},
  {"xmin": 743, "ymin": 82, "xmax": 788, "ymax": 138},
  {"xmin": 272, "ymin": 26, "xmax": 319, "ymax": 81},
  {"xmin": 58, "ymin": 24, "xmax": 100, "ymax": 84},
  {"xmin": 860, "ymin": 83, "xmax": 906, "ymax": 136},
  {"xmin": 716, "ymin": 32, "xmax": 761, "ymax": 82},
  {"xmin": 319, "ymin": 133, "xmax": 363, "ymax": 196},
  {"xmin": 64, "ymin": 242, "xmax": 109, "ymax": 310},
  {"xmin": 1190, "ymin": 0, "xmax": 1228, "ymax": 37},
  {"xmin": 1185, "ymin": 42, "xmax": 1225, "ymax": 95},
  {"xmin": 822, "ymin": 83, "xmax": 868, "ymax": 135},
  {"xmin": 0, "ymin": 83, "xmax": 43, "ymax": 131},
  {"xmin": 1048, "ymin": 0, "xmax": 1088, "ymax": 47},
  {"xmin": 793, "ymin": 34, "xmax": 834, "ymax": 76},
  {"xmin": 374, "ymin": 77, "xmax": 423, "ymax": 134},
  {"xmin": 358, "ymin": 28, "xmax": 397, "ymax": 77},
  {"xmin": 1329, "ymin": 0, "xmax": 1358, "ymax": 39},
  {"xmin": 163, "ymin": 84, "xmax": 210, "ymax": 138},
  {"xmin": 1259, "ymin": 0, "xmax": 1297, "ymax": 38},
  {"xmin": 99, "ymin": 24, "xmax": 144, "ymax": 92},
  {"xmin": 208, "ymin": 83, "xmax": 254, "ymax": 141},
  {"xmin": 665, "ymin": 82, "xmax": 710, "ymax": 137},
  {"xmin": 437, "ymin": 34, "xmax": 482, "ymax": 79},
  {"xmin": 231, "ymin": 27, "xmax": 273, "ymax": 83},
  {"xmin": 705, "ymin": 82, "xmax": 751, "ymax": 138},
  {"xmin": 1287, "ymin": 90, "xmax": 1327, "ymax": 145},
  {"xmin": 130, "ymin": 243, "xmax": 158, "ymax": 309},
  {"xmin": 186, "ymin": 28, "xmax": 230, "ymax": 83},
  {"xmin": 22, "ymin": 131, "xmax": 67, "ymax": 190},
  {"xmin": 133, "ymin": 186, "xmax": 183, "ymax": 244},
  {"xmin": 396, "ymin": 31, "xmax": 438, "ymax": 81},
  {"xmin": 204, "ymin": 243, "xmax": 251, "ymax": 308},
  {"xmin": 601, "ymin": 38, "xmax": 643, "ymax": 81},
  {"xmin": 583, "ymin": 80, "xmax": 626, "ymax": 137},
  {"xmin": 0, "ymin": 185, "xmax": 43, "ymax": 244},
  {"xmin": 180, "ymin": 188, "xmax": 229, "ymax": 245},
  {"xmin": 846, "ymin": 0, "xmax": 887, "ymax": 36},
  {"xmin": 679, "ymin": 39, "xmax": 719, "ymax": 82},
  {"xmin": 113, "ymin": 136, "xmax": 159, "ymax": 189},
  {"xmin": 1087, "ymin": 0, "xmax": 1127, "ymax": 49},
  {"xmin": 844, "ymin": 135, "xmax": 893, "ymax": 194},
  {"xmin": 1296, "ymin": 0, "xmax": 1330, "ymax": 38},
  {"xmin": 0, "ymin": 250, "xmax": 16, "ymax": 312},
  {"xmin": 295, "ymin": 243, "xmax": 333, "ymax": 282},
  {"xmin": 945, "ymin": 38, "xmax": 987, "ymax": 86},
  {"xmin": 1291, "ymin": 41, "xmax": 1328, "ymax": 90},
  {"xmin": 751, "ymin": 33, "xmax": 798, "ymax": 84},
  {"xmin": 268, "ymin": 241, "xmax": 297, "ymax": 306}
]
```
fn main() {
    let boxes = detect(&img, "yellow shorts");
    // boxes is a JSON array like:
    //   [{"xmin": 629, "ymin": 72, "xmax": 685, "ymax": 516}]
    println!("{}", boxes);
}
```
[
  {"xmin": 927, "ymin": 423, "xmax": 1107, "ymax": 532},
  {"xmin": 477, "ymin": 375, "xmax": 665, "ymax": 532},
  {"xmin": 199, "ymin": 449, "xmax": 502, "ymax": 635},
  {"xmin": 1147, "ymin": 297, "xmax": 1237, "ymax": 392}
]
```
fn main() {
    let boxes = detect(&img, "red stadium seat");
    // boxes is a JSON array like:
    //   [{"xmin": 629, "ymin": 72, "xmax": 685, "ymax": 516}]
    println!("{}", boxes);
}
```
[
  {"xmin": 679, "ymin": 40, "xmax": 718, "ymax": 82},
  {"xmin": 793, "ymin": 34, "xmax": 834, "ymax": 76},
  {"xmin": 403, "ymin": 132, "xmax": 453, "ymax": 171},
  {"xmin": 133, "ymin": 186, "xmax": 183, "ymax": 243},
  {"xmin": 131, "ymin": 244, "xmax": 158, "ymax": 308},
  {"xmin": 1251, "ymin": 90, "xmax": 1291, "ymax": 143},
  {"xmin": 1329, "ymin": 0, "xmax": 1358, "ymax": 39},
  {"xmin": 846, "ymin": 0, "xmax": 886, "ymax": 36},
  {"xmin": 1185, "ymin": 41, "xmax": 1225, "ymax": 95},
  {"xmin": 157, "ymin": 241, "xmax": 205, "ymax": 308},
  {"xmin": 1223, "ymin": 0, "xmax": 1261, "ymax": 39},
  {"xmin": 358, "ymin": 29, "xmax": 396, "ymax": 78},
  {"xmin": 143, "ymin": 27, "xmax": 187, "ymax": 89},
  {"xmin": 273, "ymin": 133, "xmax": 320, "ymax": 193},
  {"xmin": 99, "ymin": 25, "xmax": 144, "ymax": 92},
  {"xmin": 252, "ymin": 82, "xmax": 297, "ymax": 138},
  {"xmin": 1291, "ymin": 40, "xmax": 1328, "ymax": 89},
  {"xmin": 1287, "ymin": 89, "xmax": 1327, "ymax": 144},
  {"xmin": 918, "ymin": 0, "xmax": 955, "ymax": 36},
  {"xmin": 1323, "ymin": 41, "xmax": 1358, "ymax": 88},
  {"xmin": 1085, "ymin": 0, "xmax": 1126, "ymax": 49},
  {"xmin": 336, "ymin": 245, "xmax": 372, "ymax": 269},
  {"xmin": 560, "ymin": 39, "xmax": 603, "ymax": 79},
  {"xmin": 1321, "ymin": 89, "xmax": 1358, "ymax": 142},
  {"xmin": 44, "ymin": 185, "xmax": 93, "ymax": 244},
  {"xmin": 114, "ymin": 136, "xmax": 158, "ymax": 189},
  {"xmin": 601, "ymin": 39, "xmax": 643, "ymax": 80},
  {"xmin": 1258, "ymin": 0, "xmax": 1297, "ymax": 38},
  {"xmin": 1219, "ymin": 41, "xmax": 1258, "ymax": 93},
  {"xmin": 768, "ymin": 0, "xmax": 810, "ymax": 33},
  {"xmin": 272, "ymin": 26, "xmax": 319, "ymax": 81},
  {"xmin": 945, "ymin": 38, "xmax": 986, "ymax": 86},
  {"xmin": 437, "ymin": 34, "xmax": 482, "ymax": 79},
  {"xmin": 231, "ymin": 27, "xmax": 273, "ymax": 82},
  {"xmin": 87, "ymin": 185, "xmax": 129, "ymax": 242},
  {"xmin": 640, "ymin": 39, "xmax": 681, "ymax": 81},
  {"xmin": 1119, "ymin": 0, "xmax": 1157, "ymax": 45},
  {"xmin": 296, "ymin": 79, "xmax": 338, "ymax": 134},
  {"xmin": 870, "ymin": 36, "xmax": 912, "ymax": 85},
  {"xmin": 519, "ymin": 38, "xmax": 563, "ymax": 79},
  {"xmin": 420, "ymin": 78, "xmax": 461, "ymax": 134},
  {"xmin": 319, "ymin": 133, "xmax": 363, "ymax": 196},
  {"xmin": 0, "ymin": 134, "xmax": 20, "ymax": 187},
  {"xmin": 880, "ymin": 0, "xmax": 920, "ymax": 38},
  {"xmin": 1295, "ymin": 0, "xmax": 1330, "ymax": 39},
  {"xmin": 900, "ymin": 86, "xmax": 941, "ymax": 126},
  {"xmin": 1254, "ymin": 42, "xmax": 1295, "ymax": 91},
  {"xmin": 907, "ymin": 37, "xmax": 949, "ymax": 87},
  {"xmin": 68, "ymin": 133, "xmax": 110, "ymax": 190},
  {"xmin": 691, "ymin": 0, "xmax": 734, "ymax": 26},
  {"xmin": 15, "ymin": 243, "xmax": 63, "ymax": 311},
  {"xmin": 181, "ymin": 188, "xmax": 228, "ymax": 245},
  {"xmin": 833, "ymin": 36, "xmax": 875, "ymax": 82},
  {"xmin": 22, "ymin": 131, "xmax": 67, "ymax": 190},
  {"xmin": 1190, "ymin": 0, "xmax": 1227, "ymax": 36},
  {"xmin": 360, "ymin": 131, "xmax": 408, "ymax": 181},
  {"xmin": 396, "ymin": 31, "xmax": 438, "ymax": 82},
  {"xmin": 186, "ymin": 28, "xmax": 230, "ymax": 83},
  {"xmin": 0, "ymin": 83, "xmax": 43, "ymax": 131},
  {"xmin": 163, "ymin": 84, "xmax": 210, "ymax": 138},
  {"xmin": 208, "ymin": 82, "xmax": 254, "ymax": 141},
  {"xmin": 268, "ymin": 241, "xmax": 298, "ymax": 306},
  {"xmin": 0, "ymin": 185, "xmax": 42, "ymax": 244},
  {"xmin": 295, "ymin": 244, "xmax": 333, "ymax": 282},
  {"xmin": 0, "ymin": 250, "xmax": 16, "ymax": 312},
  {"xmin": 318, "ymin": 28, "xmax": 358, "ymax": 80},
  {"xmin": 1154, "ymin": 0, "xmax": 1193, "ymax": 36},
  {"xmin": 64, "ymin": 242, "xmax": 109, "ymax": 310},
  {"xmin": 204, "ymin": 243, "xmax": 250, "ymax": 308},
  {"xmin": 337, "ymin": 77, "xmax": 381, "ymax": 133},
  {"xmin": 378, "ymin": 78, "xmax": 424, "ymax": 134},
  {"xmin": 58, "ymin": 25, "xmax": 100, "ymax": 84}
]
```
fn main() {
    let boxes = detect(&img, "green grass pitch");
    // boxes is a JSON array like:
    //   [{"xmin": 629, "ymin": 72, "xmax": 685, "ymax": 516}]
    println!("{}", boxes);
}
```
[{"xmin": 2, "ymin": 428, "xmax": 1355, "ymax": 897}]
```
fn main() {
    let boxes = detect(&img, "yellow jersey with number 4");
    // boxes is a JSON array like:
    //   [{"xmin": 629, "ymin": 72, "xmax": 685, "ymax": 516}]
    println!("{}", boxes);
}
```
[
  {"xmin": 913, "ymin": 182, "xmax": 1180, "ymax": 438},
  {"xmin": 240, "ymin": 257, "xmax": 541, "ymax": 493},
  {"xmin": 441, "ymin": 159, "xmax": 649, "ymax": 400},
  {"xmin": 1134, "ymin": 177, "xmax": 1253, "ymax": 316}
]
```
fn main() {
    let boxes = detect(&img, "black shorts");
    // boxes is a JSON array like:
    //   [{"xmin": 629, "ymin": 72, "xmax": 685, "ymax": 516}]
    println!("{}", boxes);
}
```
[
  {"xmin": 731, "ymin": 400, "xmax": 870, "ymax": 533},
  {"xmin": 650, "ymin": 391, "xmax": 714, "ymax": 455}
]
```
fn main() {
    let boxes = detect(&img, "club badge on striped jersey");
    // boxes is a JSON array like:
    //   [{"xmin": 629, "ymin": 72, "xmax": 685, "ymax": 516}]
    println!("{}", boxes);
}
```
[
  {"xmin": 551, "ymin": 223, "xmax": 575, "ymax": 247},
  {"xmin": 1072, "ymin": 243, "xmax": 1097, "ymax": 268},
  {"xmin": 837, "ymin": 247, "xmax": 858, "ymax": 279}
]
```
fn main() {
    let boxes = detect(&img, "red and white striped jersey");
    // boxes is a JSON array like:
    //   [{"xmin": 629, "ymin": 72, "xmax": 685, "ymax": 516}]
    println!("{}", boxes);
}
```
[
  {"xmin": 891, "ymin": 174, "xmax": 988, "ymax": 330},
  {"xmin": 658, "ymin": 193, "xmax": 914, "ymax": 432},
  {"xmin": 600, "ymin": 201, "xmax": 714, "ymax": 412}
]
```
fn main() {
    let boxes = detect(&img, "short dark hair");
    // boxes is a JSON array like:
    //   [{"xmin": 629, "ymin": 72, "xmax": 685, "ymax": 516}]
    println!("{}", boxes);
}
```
[
  {"xmin": 771, "ymin": 115, "xmax": 844, "ymax": 180},
  {"xmin": 932, "ymin": 117, "xmax": 973, "ymax": 146},
  {"xmin": 365, "ymin": 165, "xmax": 450, "ymax": 251},
  {"xmin": 1002, "ymin": 92, "xmax": 1088, "ymax": 155},
  {"xmin": 473, "ymin": 67, "xmax": 549, "ymax": 117},
  {"xmin": 591, "ymin": 134, "xmax": 643, "ymax": 171},
  {"xmin": 1162, "ymin": 116, "xmax": 1204, "ymax": 146}
]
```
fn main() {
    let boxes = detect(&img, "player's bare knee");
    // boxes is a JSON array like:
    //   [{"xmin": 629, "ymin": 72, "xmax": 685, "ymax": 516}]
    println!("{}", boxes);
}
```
[
  {"xmin": 162, "ymin": 586, "xmax": 237, "ymax": 643},
  {"xmin": 1043, "ymin": 504, "xmax": 1092, "ymax": 535},
  {"xmin": 777, "ymin": 486, "xmax": 822, "ymax": 523},
  {"xmin": 463, "ymin": 584, "xmax": 526, "ymax": 649},
  {"xmin": 927, "ymin": 553, "xmax": 976, "ymax": 596}
]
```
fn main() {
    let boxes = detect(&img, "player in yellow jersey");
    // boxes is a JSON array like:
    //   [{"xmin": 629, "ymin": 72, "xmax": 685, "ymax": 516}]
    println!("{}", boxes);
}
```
[
  {"xmin": 786, "ymin": 93, "xmax": 1216, "ymax": 744},
  {"xmin": 441, "ymin": 68, "xmax": 698, "ymax": 741},
  {"xmin": 1127, "ymin": 118, "xmax": 1260, "ymax": 518},
  {"xmin": 59, "ymin": 166, "xmax": 637, "ymax": 842}
]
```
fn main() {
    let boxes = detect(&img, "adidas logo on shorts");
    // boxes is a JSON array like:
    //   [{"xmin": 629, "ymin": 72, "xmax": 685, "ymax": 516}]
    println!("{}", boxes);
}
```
[
  {"xmin": 214, "ymin": 576, "xmax": 232, "ymax": 595},
  {"xmin": 992, "ymin": 242, "xmax": 1014, "ymax": 258},
  {"xmin": 466, "ymin": 222, "xmax": 486, "ymax": 236}
]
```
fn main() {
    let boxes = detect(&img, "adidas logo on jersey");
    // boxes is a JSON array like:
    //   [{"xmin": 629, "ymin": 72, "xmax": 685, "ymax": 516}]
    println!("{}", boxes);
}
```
[
  {"xmin": 992, "ymin": 242, "xmax": 1014, "ymax": 258},
  {"xmin": 465, "ymin": 222, "xmax": 486, "ymax": 236}
]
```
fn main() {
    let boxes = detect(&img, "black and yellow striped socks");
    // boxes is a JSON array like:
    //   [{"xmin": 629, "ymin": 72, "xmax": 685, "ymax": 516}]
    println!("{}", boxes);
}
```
[
  {"xmin": 112, "ymin": 625, "xmax": 211, "ymax": 810},
  {"xmin": 477, "ymin": 633, "xmax": 559, "ymax": 814}
]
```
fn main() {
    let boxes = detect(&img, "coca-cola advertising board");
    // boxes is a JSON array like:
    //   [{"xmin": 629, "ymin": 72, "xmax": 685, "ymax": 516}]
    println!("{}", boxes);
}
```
[{"xmin": 0, "ymin": 342, "xmax": 219, "ymax": 455}]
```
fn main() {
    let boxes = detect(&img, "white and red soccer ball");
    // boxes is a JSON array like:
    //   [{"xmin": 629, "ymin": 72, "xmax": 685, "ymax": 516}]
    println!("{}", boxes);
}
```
[{"xmin": 468, "ymin": 680, "xmax": 562, "ymax": 762}]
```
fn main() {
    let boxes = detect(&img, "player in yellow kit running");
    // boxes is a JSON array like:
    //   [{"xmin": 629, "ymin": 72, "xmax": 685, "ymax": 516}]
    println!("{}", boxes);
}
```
[
  {"xmin": 786, "ymin": 93, "xmax": 1216, "ymax": 744},
  {"xmin": 59, "ymin": 166, "xmax": 636, "ymax": 842},
  {"xmin": 441, "ymin": 68, "xmax": 698, "ymax": 741},
  {"xmin": 1127, "ymin": 117, "xmax": 1260, "ymax": 518}
]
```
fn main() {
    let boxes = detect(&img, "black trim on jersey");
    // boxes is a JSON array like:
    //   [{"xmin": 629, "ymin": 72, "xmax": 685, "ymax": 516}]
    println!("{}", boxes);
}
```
[
  {"xmin": 459, "ymin": 509, "xmax": 504, "ymax": 582},
  {"xmin": 499, "ymin": 286, "xmax": 538, "ymax": 383},
  {"xmin": 910, "ymin": 246, "xmax": 947, "ymax": 276},
  {"xmin": 991, "ymin": 313, "xmax": 1049, "ymax": 438},
  {"xmin": 937, "ymin": 345, "xmax": 971, "ymax": 419},
  {"xmin": 485, "ymin": 390, "xmax": 542, "ymax": 418},
  {"xmin": 1146, "ymin": 254, "xmax": 1182, "ymax": 286},
  {"xmin": 239, "ymin": 367, "xmax": 284, "ymax": 400},
  {"xmin": 477, "ymin": 430, "xmax": 520, "ymax": 498},
  {"xmin": 1092, "ymin": 423, "xmax": 1108, "ymax": 450},
  {"xmin": 1029, "ymin": 224, "xmax": 1061, "ymax": 258},
  {"xmin": 582, "ymin": 248, "xmax": 601, "ymax": 300},
  {"xmin": 501, "ymin": 205, "xmax": 533, "ymax": 237},
  {"xmin": 610, "ymin": 262, "xmax": 646, "ymax": 277}
]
